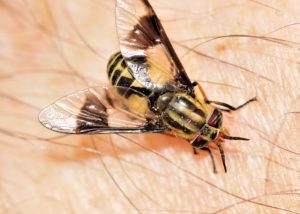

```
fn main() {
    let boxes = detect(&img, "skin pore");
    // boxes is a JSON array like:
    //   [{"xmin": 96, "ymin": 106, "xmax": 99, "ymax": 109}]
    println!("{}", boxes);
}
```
[{"xmin": 0, "ymin": 0, "xmax": 300, "ymax": 213}]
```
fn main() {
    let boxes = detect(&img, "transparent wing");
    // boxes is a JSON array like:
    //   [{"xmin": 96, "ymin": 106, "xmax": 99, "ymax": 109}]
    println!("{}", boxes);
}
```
[
  {"xmin": 39, "ymin": 86, "xmax": 166, "ymax": 134},
  {"xmin": 116, "ymin": 0, "xmax": 193, "ymax": 93}
]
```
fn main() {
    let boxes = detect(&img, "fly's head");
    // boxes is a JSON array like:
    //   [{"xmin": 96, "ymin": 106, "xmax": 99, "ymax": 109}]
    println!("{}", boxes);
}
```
[{"xmin": 192, "ymin": 109, "xmax": 223, "ymax": 148}]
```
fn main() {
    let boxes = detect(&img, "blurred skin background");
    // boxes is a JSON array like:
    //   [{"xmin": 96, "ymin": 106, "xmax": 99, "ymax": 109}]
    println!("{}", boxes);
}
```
[{"xmin": 0, "ymin": 0, "xmax": 300, "ymax": 213}]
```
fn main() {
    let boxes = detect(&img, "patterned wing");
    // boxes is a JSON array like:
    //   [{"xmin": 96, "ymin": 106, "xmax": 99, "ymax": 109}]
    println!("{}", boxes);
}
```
[
  {"xmin": 116, "ymin": 0, "xmax": 193, "ymax": 93},
  {"xmin": 39, "ymin": 86, "xmax": 166, "ymax": 134}
]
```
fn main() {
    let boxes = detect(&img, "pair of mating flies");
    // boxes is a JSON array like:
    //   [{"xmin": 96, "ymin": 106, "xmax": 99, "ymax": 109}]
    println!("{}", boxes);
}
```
[{"xmin": 39, "ymin": 0, "xmax": 256, "ymax": 173}]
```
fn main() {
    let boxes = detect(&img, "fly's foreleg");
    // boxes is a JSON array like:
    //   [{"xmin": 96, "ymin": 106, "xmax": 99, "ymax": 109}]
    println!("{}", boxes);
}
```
[{"xmin": 192, "ymin": 81, "xmax": 257, "ymax": 112}]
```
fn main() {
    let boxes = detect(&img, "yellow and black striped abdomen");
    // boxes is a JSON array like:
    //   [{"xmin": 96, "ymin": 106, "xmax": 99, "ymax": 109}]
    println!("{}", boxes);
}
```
[
  {"xmin": 107, "ymin": 52, "xmax": 154, "ymax": 115},
  {"xmin": 107, "ymin": 52, "xmax": 131, "ymax": 88}
]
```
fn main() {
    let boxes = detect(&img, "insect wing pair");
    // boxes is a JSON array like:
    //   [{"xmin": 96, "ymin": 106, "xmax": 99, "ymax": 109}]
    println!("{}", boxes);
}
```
[{"xmin": 39, "ymin": 0, "xmax": 194, "ymax": 135}]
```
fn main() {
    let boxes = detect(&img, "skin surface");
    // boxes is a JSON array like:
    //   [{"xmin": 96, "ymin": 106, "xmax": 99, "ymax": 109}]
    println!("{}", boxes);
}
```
[{"xmin": 0, "ymin": 0, "xmax": 300, "ymax": 213}]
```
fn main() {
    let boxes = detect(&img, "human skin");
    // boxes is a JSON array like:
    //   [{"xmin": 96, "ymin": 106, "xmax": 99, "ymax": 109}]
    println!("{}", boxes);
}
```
[{"xmin": 0, "ymin": 0, "xmax": 300, "ymax": 213}]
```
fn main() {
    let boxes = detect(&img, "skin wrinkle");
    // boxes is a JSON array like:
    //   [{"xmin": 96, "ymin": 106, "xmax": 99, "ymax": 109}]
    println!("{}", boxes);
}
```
[{"xmin": 0, "ymin": 0, "xmax": 299, "ymax": 213}]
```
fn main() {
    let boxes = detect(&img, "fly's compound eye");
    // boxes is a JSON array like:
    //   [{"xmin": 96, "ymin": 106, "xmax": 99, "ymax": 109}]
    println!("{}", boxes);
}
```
[{"xmin": 191, "ymin": 135, "xmax": 208, "ymax": 148}]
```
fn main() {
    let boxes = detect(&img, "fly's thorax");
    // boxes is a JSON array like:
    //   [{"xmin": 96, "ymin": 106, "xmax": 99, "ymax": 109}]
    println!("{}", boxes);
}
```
[
  {"xmin": 158, "ymin": 92, "xmax": 208, "ymax": 141},
  {"xmin": 155, "ymin": 92, "xmax": 175, "ymax": 113}
]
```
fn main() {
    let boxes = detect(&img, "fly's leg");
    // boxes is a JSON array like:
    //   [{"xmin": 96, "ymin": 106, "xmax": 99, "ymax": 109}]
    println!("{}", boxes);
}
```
[
  {"xmin": 192, "ymin": 81, "xmax": 257, "ymax": 112},
  {"xmin": 192, "ymin": 81, "xmax": 208, "ymax": 100},
  {"xmin": 193, "ymin": 147, "xmax": 217, "ymax": 173},
  {"xmin": 202, "ymin": 147, "xmax": 217, "ymax": 173},
  {"xmin": 216, "ymin": 142, "xmax": 227, "ymax": 173},
  {"xmin": 205, "ymin": 97, "xmax": 257, "ymax": 112},
  {"xmin": 193, "ymin": 147, "xmax": 198, "ymax": 155}
]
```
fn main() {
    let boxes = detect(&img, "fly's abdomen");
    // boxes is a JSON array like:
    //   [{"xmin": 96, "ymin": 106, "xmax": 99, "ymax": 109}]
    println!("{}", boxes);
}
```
[
  {"xmin": 107, "ymin": 52, "xmax": 130, "ymax": 88},
  {"xmin": 107, "ymin": 52, "xmax": 149, "ymax": 95},
  {"xmin": 107, "ymin": 52, "xmax": 154, "ymax": 115},
  {"xmin": 162, "ymin": 93, "xmax": 207, "ymax": 141}
]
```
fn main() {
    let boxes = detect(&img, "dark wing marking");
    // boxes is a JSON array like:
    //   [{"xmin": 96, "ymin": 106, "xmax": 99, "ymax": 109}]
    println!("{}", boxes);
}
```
[
  {"xmin": 116, "ymin": 0, "xmax": 194, "ymax": 93},
  {"xmin": 39, "ymin": 86, "xmax": 166, "ymax": 134}
]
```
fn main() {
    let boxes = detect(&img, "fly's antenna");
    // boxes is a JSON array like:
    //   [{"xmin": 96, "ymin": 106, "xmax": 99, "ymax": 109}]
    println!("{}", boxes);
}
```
[
  {"xmin": 216, "ymin": 142, "xmax": 227, "ymax": 173},
  {"xmin": 220, "ymin": 131, "xmax": 250, "ymax": 141},
  {"xmin": 222, "ymin": 134, "xmax": 250, "ymax": 141}
]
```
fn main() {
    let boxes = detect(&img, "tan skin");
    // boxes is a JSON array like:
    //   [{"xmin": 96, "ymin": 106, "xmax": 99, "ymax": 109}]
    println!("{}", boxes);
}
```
[{"xmin": 0, "ymin": 0, "xmax": 300, "ymax": 213}]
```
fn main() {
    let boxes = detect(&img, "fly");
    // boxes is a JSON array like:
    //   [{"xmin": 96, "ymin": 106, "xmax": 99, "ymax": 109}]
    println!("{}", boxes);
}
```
[{"xmin": 39, "ymin": 0, "xmax": 256, "ymax": 173}]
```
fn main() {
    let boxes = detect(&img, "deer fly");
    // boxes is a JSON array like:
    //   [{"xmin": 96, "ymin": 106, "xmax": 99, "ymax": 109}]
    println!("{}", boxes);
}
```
[{"xmin": 39, "ymin": 0, "xmax": 256, "ymax": 172}]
